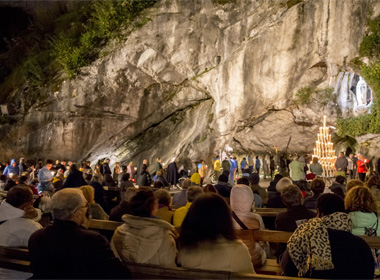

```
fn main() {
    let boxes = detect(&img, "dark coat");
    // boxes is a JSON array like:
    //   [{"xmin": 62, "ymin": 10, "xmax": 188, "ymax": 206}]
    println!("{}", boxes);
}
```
[
  {"xmin": 172, "ymin": 190, "xmax": 187, "ymax": 207},
  {"xmin": 28, "ymin": 220, "xmax": 129, "ymax": 279},
  {"xmin": 102, "ymin": 163, "xmax": 112, "ymax": 175},
  {"xmin": 222, "ymin": 160, "xmax": 231, "ymax": 171},
  {"xmin": 109, "ymin": 201, "xmax": 131, "ymax": 222},
  {"xmin": 214, "ymin": 182, "xmax": 232, "ymax": 198},
  {"xmin": 62, "ymin": 169, "xmax": 87, "ymax": 189},
  {"xmin": 91, "ymin": 181, "xmax": 109, "ymax": 213},
  {"xmin": 19, "ymin": 162, "xmax": 27, "ymax": 175},
  {"xmin": 166, "ymin": 162, "xmax": 178, "ymax": 185},
  {"xmin": 156, "ymin": 175, "xmax": 169, "ymax": 187},
  {"xmin": 303, "ymin": 194, "xmax": 322, "ymax": 210},
  {"xmin": 281, "ymin": 229, "xmax": 374, "ymax": 279},
  {"xmin": 266, "ymin": 192, "xmax": 286, "ymax": 208},
  {"xmin": 137, "ymin": 172, "xmax": 151, "ymax": 187}
]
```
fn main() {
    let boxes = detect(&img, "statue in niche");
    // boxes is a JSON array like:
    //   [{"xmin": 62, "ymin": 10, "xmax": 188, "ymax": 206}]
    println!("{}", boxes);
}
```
[{"xmin": 356, "ymin": 76, "xmax": 368, "ymax": 106}]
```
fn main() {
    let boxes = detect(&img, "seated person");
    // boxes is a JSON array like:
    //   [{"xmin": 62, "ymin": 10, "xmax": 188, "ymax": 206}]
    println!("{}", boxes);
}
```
[
  {"xmin": 178, "ymin": 193, "xmax": 254, "ymax": 273},
  {"xmin": 4, "ymin": 174, "xmax": 18, "ymax": 191},
  {"xmin": 120, "ymin": 173, "xmax": 134, "ymax": 192},
  {"xmin": 230, "ymin": 182, "xmax": 267, "ymax": 267},
  {"xmin": 249, "ymin": 173, "xmax": 268, "ymax": 204},
  {"xmin": 281, "ymin": 193, "xmax": 374, "ymax": 279},
  {"xmin": 214, "ymin": 174, "xmax": 233, "ymax": 202},
  {"xmin": 80, "ymin": 185, "xmax": 109, "ymax": 220},
  {"xmin": 155, "ymin": 169, "xmax": 170, "ymax": 187},
  {"xmin": 266, "ymin": 177, "xmax": 292, "ymax": 208},
  {"xmin": 155, "ymin": 189, "xmax": 174, "ymax": 223},
  {"xmin": 172, "ymin": 179, "xmax": 191, "ymax": 206},
  {"xmin": 330, "ymin": 175, "xmax": 346, "ymax": 195},
  {"xmin": 109, "ymin": 187, "xmax": 137, "ymax": 222},
  {"xmin": 0, "ymin": 186, "xmax": 42, "ymax": 247},
  {"xmin": 346, "ymin": 179, "xmax": 364, "ymax": 192},
  {"xmin": 267, "ymin": 174, "xmax": 283, "ymax": 198},
  {"xmin": 275, "ymin": 184, "xmax": 316, "ymax": 260},
  {"xmin": 190, "ymin": 169, "xmax": 201, "ymax": 185},
  {"xmin": 173, "ymin": 186, "xmax": 204, "ymax": 227},
  {"xmin": 304, "ymin": 178, "xmax": 325, "ymax": 209},
  {"xmin": 28, "ymin": 188, "xmax": 129, "ymax": 279},
  {"xmin": 294, "ymin": 180, "xmax": 311, "ymax": 198},
  {"xmin": 111, "ymin": 188, "xmax": 177, "ymax": 267}
]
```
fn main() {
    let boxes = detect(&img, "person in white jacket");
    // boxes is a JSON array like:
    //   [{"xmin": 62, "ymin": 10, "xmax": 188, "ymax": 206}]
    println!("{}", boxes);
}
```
[{"xmin": 111, "ymin": 187, "xmax": 177, "ymax": 267}]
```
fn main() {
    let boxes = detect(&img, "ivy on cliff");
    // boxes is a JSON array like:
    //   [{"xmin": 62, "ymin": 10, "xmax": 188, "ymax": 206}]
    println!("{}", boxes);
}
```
[{"xmin": 338, "ymin": 15, "xmax": 380, "ymax": 137}]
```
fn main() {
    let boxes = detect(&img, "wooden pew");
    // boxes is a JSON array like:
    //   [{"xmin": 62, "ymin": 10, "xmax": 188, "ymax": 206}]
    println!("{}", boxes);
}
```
[{"xmin": 0, "ymin": 247, "xmax": 30, "ymax": 272}]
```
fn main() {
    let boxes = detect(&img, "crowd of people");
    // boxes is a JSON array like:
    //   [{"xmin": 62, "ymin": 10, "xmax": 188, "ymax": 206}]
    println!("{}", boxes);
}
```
[{"xmin": 0, "ymin": 153, "xmax": 379, "ymax": 279}]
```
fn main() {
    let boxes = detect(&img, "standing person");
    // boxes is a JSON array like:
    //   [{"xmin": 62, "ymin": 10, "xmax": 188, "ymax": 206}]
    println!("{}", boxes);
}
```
[
  {"xmin": 222, "ymin": 157, "xmax": 231, "ymax": 173},
  {"xmin": 126, "ymin": 162, "xmax": 136, "ymax": 181},
  {"xmin": 240, "ymin": 158, "xmax": 248, "ymax": 173},
  {"xmin": 233, "ymin": 157, "xmax": 238, "ymax": 178},
  {"xmin": 19, "ymin": 158, "xmax": 27, "ymax": 175},
  {"xmin": 348, "ymin": 154, "xmax": 355, "ymax": 179},
  {"xmin": 229, "ymin": 157, "xmax": 236, "ymax": 182},
  {"xmin": 357, "ymin": 154, "xmax": 369, "ymax": 182},
  {"xmin": 255, "ymin": 156, "xmax": 261, "ymax": 174},
  {"xmin": 155, "ymin": 158, "xmax": 163, "ymax": 174},
  {"xmin": 136, "ymin": 164, "xmax": 151, "ymax": 187},
  {"xmin": 262, "ymin": 155, "xmax": 269, "ymax": 179},
  {"xmin": 270, "ymin": 156, "xmax": 275, "ymax": 179},
  {"xmin": 62, "ymin": 164, "xmax": 87, "ymax": 189},
  {"xmin": 37, "ymin": 160, "xmax": 54, "ymax": 193},
  {"xmin": 113, "ymin": 162, "xmax": 120, "ymax": 183},
  {"xmin": 3, "ymin": 159, "xmax": 20, "ymax": 178},
  {"xmin": 248, "ymin": 153, "xmax": 254, "ymax": 174},
  {"xmin": 167, "ymin": 158, "xmax": 179, "ymax": 188},
  {"xmin": 289, "ymin": 155, "xmax": 304, "ymax": 183},
  {"xmin": 335, "ymin": 152, "xmax": 348, "ymax": 177},
  {"xmin": 353, "ymin": 154, "xmax": 358, "ymax": 179},
  {"xmin": 309, "ymin": 157, "xmax": 323, "ymax": 177},
  {"xmin": 213, "ymin": 155, "xmax": 221, "ymax": 180},
  {"xmin": 199, "ymin": 160, "xmax": 207, "ymax": 187},
  {"xmin": 102, "ymin": 159, "xmax": 112, "ymax": 177}
]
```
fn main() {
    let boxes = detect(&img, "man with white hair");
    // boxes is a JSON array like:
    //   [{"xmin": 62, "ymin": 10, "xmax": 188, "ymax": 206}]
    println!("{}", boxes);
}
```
[{"xmin": 28, "ymin": 189, "xmax": 130, "ymax": 279}]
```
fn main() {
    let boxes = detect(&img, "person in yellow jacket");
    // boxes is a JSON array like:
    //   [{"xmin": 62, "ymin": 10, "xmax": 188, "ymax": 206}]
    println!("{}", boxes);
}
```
[
  {"xmin": 199, "ymin": 161, "xmax": 208, "ymax": 187},
  {"xmin": 190, "ymin": 169, "xmax": 201, "ymax": 185},
  {"xmin": 214, "ymin": 155, "xmax": 221, "ymax": 180},
  {"xmin": 173, "ymin": 186, "xmax": 203, "ymax": 227}
]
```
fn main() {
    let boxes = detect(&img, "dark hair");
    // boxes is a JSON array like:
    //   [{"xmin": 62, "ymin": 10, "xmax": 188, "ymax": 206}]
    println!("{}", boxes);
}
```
[
  {"xmin": 129, "ymin": 188, "xmax": 155, "ymax": 217},
  {"xmin": 154, "ymin": 180, "xmax": 164, "ymax": 189},
  {"xmin": 154, "ymin": 189, "xmax": 171, "ymax": 206},
  {"xmin": 85, "ymin": 173, "xmax": 92, "ymax": 181},
  {"xmin": 19, "ymin": 175, "xmax": 29, "ymax": 185},
  {"xmin": 335, "ymin": 175, "xmax": 346, "ymax": 185},
  {"xmin": 243, "ymin": 157, "xmax": 246, "ymax": 160},
  {"xmin": 317, "ymin": 193, "xmax": 345, "ymax": 216},
  {"xmin": 281, "ymin": 184, "xmax": 302, "ymax": 207},
  {"xmin": 311, "ymin": 178, "xmax": 325, "ymax": 195},
  {"xmin": 222, "ymin": 170, "xmax": 230, "ymax": 177},
  {"xmin": 367, "ymin": 175, "xmax": 380, "ymax": 189},
  {"xmin": 179, "ymin": 193, "xmax": 236, "ymax": 248},
  {"xmin": 70, "ymin": 164, "xmax": 78, "ymax": 172},
  {"xmin": 6, "ymin": 186, "xmax": 33, "ymax": 208},
  {"xmin": 331, "ymin": 187, "xmax": 345, "ymax": 199},
  {"xmin": 237, "ymin": 177, "xmax": 250, "ymax": 186},
  {"xmin": 121, "ymin": 173, "xmax": 130, "ymax": 182},
  {"xmin": 249, "ymin": 173, "xmax": 260, "ymax": 185},
  {"xmin": 186, "ymin": 186, "xmax": 204, "ymax": 202},
  {"xmin": 256, "ymin": 156, "xmax": 259, "ymax": 159},
  {"xmin": 218, "ymin": 174, "xmax": 228, "ymax": 183},
  {"xmin": 0, "ymin": 175, "xmax": 6, "ymax": 182},
  {"xmin": 272, "ymin": 174, "xmax": 283, "ymax": 182},
  {"xmin": 295, "ymin": 180, "xmax": 309, "ymax": 192},
  {"xmin": 46, "ymin": 159, "xmax": 53, "ymax": 165},
  {"xmin": 203, "ymin": 184, "xmax": 217, "ymax": 193}
]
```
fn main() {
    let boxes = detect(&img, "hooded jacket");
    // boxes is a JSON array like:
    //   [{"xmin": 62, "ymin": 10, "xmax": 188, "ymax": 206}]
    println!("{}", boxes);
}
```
[
  {"xmin": 3, "ymin": 159, "xmax": 20, "ymax": 178},
  {"xmin": 111, "ymin": 214, "xmax": 177, "ymax": 267},
  {"xmin": 0, "ymin": 200, "xmax": 42, "ymax": 247},
  {"xmin": 349, "ymin": 211, "xmax": 380, "ymax": 236},
  {"xmin": 230, "ymin": 184, "xmax": 266, "ymax": 266}
]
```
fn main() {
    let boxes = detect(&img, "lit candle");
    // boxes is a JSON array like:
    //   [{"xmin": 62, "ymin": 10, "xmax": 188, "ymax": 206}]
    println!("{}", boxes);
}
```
[
  {"xmin": 319, "ymin": 127, "xmax": 322, "ymax": 134},
  {"xmin": 323, "ymin": 115, "xmax": 327, "ymax": 129}
]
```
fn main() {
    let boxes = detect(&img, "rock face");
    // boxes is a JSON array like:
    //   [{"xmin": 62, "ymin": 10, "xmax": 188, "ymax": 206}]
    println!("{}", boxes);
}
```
[{"xmin": 0, "ymin": 0, "xmax": 379, "ymax": 169}]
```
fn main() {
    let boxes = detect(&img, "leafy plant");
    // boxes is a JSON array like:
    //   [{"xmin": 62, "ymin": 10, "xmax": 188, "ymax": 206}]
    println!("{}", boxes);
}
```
[{"xmin": 294, "ymin": 86, "xmax": 313, "ymax": 105}]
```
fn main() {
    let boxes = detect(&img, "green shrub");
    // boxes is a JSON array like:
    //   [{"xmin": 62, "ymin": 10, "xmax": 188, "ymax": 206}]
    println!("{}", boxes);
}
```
[
  {"xmin": 359, "ymin": 17, "xmax": 380, "ymax": 58},
  {"xmin": 294, "ymin": 86, "xmax": 313, "ymax": 104}
]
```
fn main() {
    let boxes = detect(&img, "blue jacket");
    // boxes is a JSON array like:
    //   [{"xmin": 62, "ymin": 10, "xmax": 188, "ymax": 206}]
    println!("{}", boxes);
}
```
[
  {"xmin": 229, "ymin": 159, "xmax": 237, "ymax": 169},
  {"xmin": 256, "ymin": 159, "xmax": 261, "ymax": 168},
  {"xmin": 240, "ymin": 160, "xmax": 248, "ymax": 170},
  {"xmin": 3, "ymin": 159, "xmax": 20, "ymax": 178},
  {"xmin": 37, "ymin": 166, "xmax": 53, "ymax": 192}
]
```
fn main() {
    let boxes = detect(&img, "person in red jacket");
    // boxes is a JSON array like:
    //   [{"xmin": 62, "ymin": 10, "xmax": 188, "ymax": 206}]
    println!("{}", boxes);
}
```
[{"xmin": 357, "ymin": 154, "xmax": 369, "ymax": 182}]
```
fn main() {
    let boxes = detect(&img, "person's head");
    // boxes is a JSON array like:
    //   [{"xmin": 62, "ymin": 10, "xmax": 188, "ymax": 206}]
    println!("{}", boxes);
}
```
[
  {"xmin": 70, "ymin": 164, "xmax": 78, "ymax": 172},
  {"xmin": 121, "ymin": 173, "xmax": 130, "ymax": 182},
  {"xmin": 55, "ymin": 160, "xmax": 60, "ymax": 165},
  {"xmin": 243, "ymin": 157, "xmax": 246, "ymax": 161},
  {"xmin": 273, "ymin": 173, "xmax": 283, "ymax": 182},
  {"xmin": 79, "ymin": 185, "xmax": 95, "ymax": 205},
  {"xmin": 123, "ymin": 187, "xmax": 138, "ymax": 202},
  {"xmin": 256, "ymin": 156, "xmax": 259, "ymax": 159},
  {"xmin": 335, "ymin": 175, "xmax": 346, "ymax": 185},
  {"xmin": 84, "ymin": 173, "xmax": 92, "ymax": 182},
  {"xmin": 68, "ymin": 161, "xmax": 73, "ymax": 166},
  {"xmin": 156, "ymin": 169, "xmax": 163, "ymax": 177},
  {"xmin": 61, "ymin": 160, "xmax": 66, "ymax": 165},
  {"xmin": 115, "ymin": 162, "xmax": 120, "ymax": 167},
  {"xmin": 203, "ymin": 184, "xmax": 217, "ymax": 193},
  {"xmin": 215, "ymin": 155, "xmax": 219, "ymax": 159},
  {"xmin": 129, "ymin": 187, "xmax": 157, "ymax": 217},
  {"xmin": 20, "ymin": 158, "xmax": 25, "ymax": 163},
  {"xmin": 129, "ymin": 161, "xmax": 133, "ymax": 166},
  {"xmin": 46, "ymin": 159, "xmax": 53, "ymax": 170},
  {"xmin": 18, "ymin": 175, "xmax": 28, "ymax": 185},
  {"xmin": 295, "ymin": 180, "xmax": 309, "ymax": 192},
  {"xmin": 182, "ymin": 178, "xmax": 192, "ymax": 190},
  {"xmin": 153, "ymin": 180, "xmax": 164, "ymax": 189},
  {"xmin": 6, "ymin": 186, "xmax": 33, "ymax": 210},
  {"xmin": 358, "ymin": 154, "xmax": 364, "ymax": 161},
  {"xmin": 312, "ymin": 157, "xmax": 318, "ymax": 164},
  {"xmin": 154, "ymin": 189, "xmax": 171, "ymax": 207},
  {"xmin": 346, "ymin": 179, "xmax": 365, "ymax": 192},
  {"xmin": 143, "ymin": 159, "xmax": 148, "ymax": 165},
  {"xmin": 310, "ymin": 178, "xmax": 325, "ymax": 195},
  {"xmin": 367, "ymin": 175, "xmax": 380, "ymax": 189},
  {"xmin": 345, "ymin": 186, "xmax": 378, "ymax": 213},
  {"xmin": 30, "ymin": 178, "xmax": 39, "ymax": 186},
  {"xmin": 10, "ymin": 174, "xmax": 19, "ymax": 183},
  {"xmin": 249, "ymin": 173, "xmax": 260, "ymax": 185},
  {"xmin": 105, "ymin": 159, "xmax": 110, "ymax": 163},
  {"xmin": 237, "ymin": 177, "xmax": 250, "ymax": 186},
  {"xmin": 218, "ymin": 174, "xmax": 228, "ymax": 183},
  {"xmin": 317, "ymin": 193, "xmax": 345, "ymax": 217},
  {"xmin": 222, "ymin": 170, "xmax": 230, "ymax": 177},
  {"xmin": 230, "ymin": 184, "xmax": 254, "ymax": 213},
  {"xmin": 233, "ymin": 156, "xmax": 237, "ymax": 160},
  {"xmin": 339, "ymin": 152, "xmax": 345, "ymax": 158},
  {"xmin": 276, "ymin": 177, "xmax": 293, "ymax": 193},
  {"xmin": 281, "ymin": 184, "xmax": 302, "ymax": 207},
  {"xmin": 11, "ymin": 159, "xmax": 16, "ymax": 167},
  {"xmin": 51, "ymin": 188, "xmax": 88, "ymax": 224},
  {"xmin": 186, "ymin": 186, "xmax": 204, "ymax": 203},
  {"xmin": 157, "ymin": 157, "xmax": 161, "ymax": 162},
  {"xmin": 294, "ymin": 154, "xmax": 299, "ymax": 160},
  {"xmin": 349, "ymin": 153, "xmax": 353, "ymax": 159},
  {"xmin": 179, "ymin": 193, "xmax": 236, "ymax": 248}
]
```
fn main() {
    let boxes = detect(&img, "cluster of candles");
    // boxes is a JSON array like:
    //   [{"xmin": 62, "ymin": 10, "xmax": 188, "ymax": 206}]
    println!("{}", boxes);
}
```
[{"xmin": 311, "ymin": 116, "xmax": 337, "ymax": 178}]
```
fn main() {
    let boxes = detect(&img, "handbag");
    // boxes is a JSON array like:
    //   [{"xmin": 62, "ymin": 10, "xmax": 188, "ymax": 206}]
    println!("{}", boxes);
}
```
[{"xmin": 365, "ymin": 218, "xmax": 380, "ymax": 277}]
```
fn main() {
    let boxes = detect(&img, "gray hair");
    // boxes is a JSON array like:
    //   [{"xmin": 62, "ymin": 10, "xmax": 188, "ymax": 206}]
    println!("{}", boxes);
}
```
[
  {"xmin": 186, "ymin": 186, "xmax": 204, "ymax": 202},
  {"xmin": 51, "ymin": 188, "xmax": 87, "ymax": 220},
  {"xmin": 276, "ymin": 177, "xmax": 293, "ymax": 193}
]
